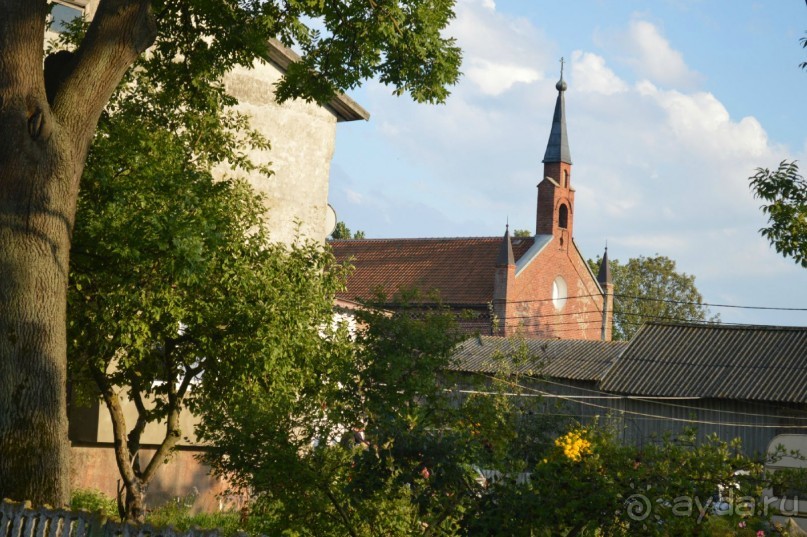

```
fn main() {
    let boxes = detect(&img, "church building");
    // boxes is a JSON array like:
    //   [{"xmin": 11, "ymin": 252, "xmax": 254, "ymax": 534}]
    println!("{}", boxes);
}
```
[{"xmin": 331, "ymin": 72, "xmax": 613, "ymax": 340}]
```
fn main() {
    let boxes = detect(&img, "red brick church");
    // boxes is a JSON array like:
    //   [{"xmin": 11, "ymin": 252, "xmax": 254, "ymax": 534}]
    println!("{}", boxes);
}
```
[{"xmin": 331, "ymin": 72, "xmax": 613, "ymax": 340}]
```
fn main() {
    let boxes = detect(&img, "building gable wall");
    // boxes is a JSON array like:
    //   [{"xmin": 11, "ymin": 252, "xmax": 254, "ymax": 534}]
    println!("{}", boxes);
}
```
[{"xmin": 504, "ymin": 238, "xmax": 604, "ymax": 339}]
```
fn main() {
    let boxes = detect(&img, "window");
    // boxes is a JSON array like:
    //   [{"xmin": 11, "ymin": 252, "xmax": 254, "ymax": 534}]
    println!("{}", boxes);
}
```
[
  {"xmin": 558, "ymin": 204, "xmax": 569, "ymax": 229},
  {"xmin": 50, "ymin": 2, "xmax": 83, "ymax": 33},
  {"xmin": 563, "ymin": 170, "xmax": 569, "ymax": 187},
  {"xmin": 552, "ymin": 276, "xmax": 567, "ymax": 310}
]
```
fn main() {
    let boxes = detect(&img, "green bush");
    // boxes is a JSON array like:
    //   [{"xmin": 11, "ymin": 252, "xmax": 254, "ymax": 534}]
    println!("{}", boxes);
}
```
[
  {"xmin": 70, "ymin": 489, "xmax": 119, "ymax": 520},
  {"xmin": 146, "ymin": 496, "xmax": 245, "ymax": 537}
]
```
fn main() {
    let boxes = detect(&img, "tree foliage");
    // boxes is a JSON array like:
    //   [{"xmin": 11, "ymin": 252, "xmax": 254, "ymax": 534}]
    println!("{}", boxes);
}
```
[
  {"xmin": 589, "ymin": 255, "xmax": 718, "ymax": 341},
  {"xmin": 749, "ymin": 161, "xmax": 807, "ymax": 269},
  {"xmin": 198, "ymin": 324, "xmax": 784, "ymax": 536},
  {"xmin": 512, "ymin": 229, "xmax": 532, "ymax": 238},
  {"xmin": 746, "ymin": 27, "xmax": 807, "ymax": 270},
  {"xmin": 0, "ymin": 0, "xmax": 461, "ymax": 504},
  {"xmin": 69, "ymin": 160, "xmax": 347, "ymax": 520},
  {"xmin": 331, "ymin": 220, "xmax": 366, "ymax": 240},
  {"xmin": 196, "ymin": 296, "xmax": 469, "ymax": 536}
]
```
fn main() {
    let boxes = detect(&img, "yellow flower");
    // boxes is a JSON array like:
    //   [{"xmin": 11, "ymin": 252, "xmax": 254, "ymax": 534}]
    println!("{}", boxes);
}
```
[{"xmin": 554, "ymin": 430, "xmax": 591, "ymax": 462}]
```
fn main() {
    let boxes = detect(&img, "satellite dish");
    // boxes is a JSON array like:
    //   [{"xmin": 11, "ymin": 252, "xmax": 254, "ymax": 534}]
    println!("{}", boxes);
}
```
[{"xmin": 325, "ymin": 204, "xmax": 338, "ymax": 237}]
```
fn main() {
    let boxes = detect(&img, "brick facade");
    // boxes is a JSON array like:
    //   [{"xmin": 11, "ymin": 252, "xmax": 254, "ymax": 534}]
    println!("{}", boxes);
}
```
[{"xmin": 495, "ymin": 240, "xmax": 605, "ymax": 339}]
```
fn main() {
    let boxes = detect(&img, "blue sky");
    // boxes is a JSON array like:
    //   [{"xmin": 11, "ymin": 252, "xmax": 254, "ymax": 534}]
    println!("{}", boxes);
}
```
[{"xmin": 327, "ymin": 0, "xmax": 807, "ymax": 326}]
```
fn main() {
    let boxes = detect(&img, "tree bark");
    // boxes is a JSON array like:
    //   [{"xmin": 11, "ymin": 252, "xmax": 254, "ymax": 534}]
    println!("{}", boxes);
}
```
[
  {"xmin": 0, "ymin": 0, "xmax": 155, "ymax": 506},
  {"xmin": 92, "ymin": 364, "xmax": 186, "ymax": 523}
]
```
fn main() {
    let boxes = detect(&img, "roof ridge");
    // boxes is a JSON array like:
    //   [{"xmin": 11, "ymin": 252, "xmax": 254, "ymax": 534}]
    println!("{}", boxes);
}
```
[
  {"xmin": 644, "ymin": 321, "xmax": 807, "ymax": 332},
  {"xmin": 329, "ymin": 236, "xmax": 545, "ymax": 242}
]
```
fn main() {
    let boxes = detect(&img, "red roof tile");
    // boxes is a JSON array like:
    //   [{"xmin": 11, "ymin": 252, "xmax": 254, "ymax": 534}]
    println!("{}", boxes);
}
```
[{"xmin": 330, "ymin": 237, "xmax": 536, "ymax": 305}]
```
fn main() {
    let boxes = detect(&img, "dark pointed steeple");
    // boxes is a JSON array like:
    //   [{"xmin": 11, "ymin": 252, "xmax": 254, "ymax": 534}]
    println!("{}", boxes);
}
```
[
  {"xmin": 496, "ymin": 224, "xmax": 515, "ymax": 266},
  {"xmin": 542, "ymin": 58, "xmax": 572, "ymax": 165},
  {"xmin": 597, "ymin": 246, "xmax": 612, "ymax": 286}
]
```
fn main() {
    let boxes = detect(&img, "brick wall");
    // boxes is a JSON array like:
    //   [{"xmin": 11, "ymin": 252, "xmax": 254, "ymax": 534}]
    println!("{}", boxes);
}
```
[
  {"xmin": 503, "ymin": 239, "xmax": 605, "ymax": 340},
  {"xmin": 70, "ymin": 445, "xmax": 237, "ymax": 513}
]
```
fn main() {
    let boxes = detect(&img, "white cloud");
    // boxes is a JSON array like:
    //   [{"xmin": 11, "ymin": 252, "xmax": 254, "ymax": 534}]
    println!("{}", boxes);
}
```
[
  {"xmin": 625, "ymin": 19, "xmax": 700, "ymax": 88},
  {"xmin": 344, "ymin": 189, "xmax": 364, "ymax": 205},
  {"xmin": 571, "ymin": 51, "xmax": 628, "ymax": 95},
  {"xmin": 451, "ymin": 0, "xmax": 548, "ymax": 96},
  {"xmin": 465, "ymin": 59, "xmax": 540, "ymax": 96},
  {"xmin": 636, "ymin": 82, "xmax": 769, "ymax": 158}
]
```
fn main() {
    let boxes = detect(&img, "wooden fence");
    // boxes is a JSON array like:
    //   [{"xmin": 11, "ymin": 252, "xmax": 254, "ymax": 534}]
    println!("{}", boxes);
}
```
[{"xmin": 0, "ymin": 499, "xmax": 223, "ymax": 537}]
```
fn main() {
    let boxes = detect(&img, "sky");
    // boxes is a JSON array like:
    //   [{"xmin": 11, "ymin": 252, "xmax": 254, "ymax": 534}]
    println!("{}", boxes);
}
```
[{"xmin": 327, "ymin": 0, "xmax": 807, "ymax": 327}]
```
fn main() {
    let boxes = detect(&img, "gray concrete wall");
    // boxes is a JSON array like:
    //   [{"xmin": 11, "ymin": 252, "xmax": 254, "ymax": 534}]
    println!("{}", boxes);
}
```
[{"xmin": 221, "ymin": 61, "xmax": 339, "ymax": 244}]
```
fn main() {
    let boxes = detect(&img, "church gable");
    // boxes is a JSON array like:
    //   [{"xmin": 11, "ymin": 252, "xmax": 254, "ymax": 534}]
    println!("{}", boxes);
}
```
[{"xmin": 500, "ymin": 237, "xmax": 605, "ymax": 339}]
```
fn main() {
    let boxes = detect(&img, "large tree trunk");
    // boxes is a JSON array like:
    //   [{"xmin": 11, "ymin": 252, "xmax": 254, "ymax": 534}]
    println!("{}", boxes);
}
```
[
  {"xmin": 0, "ymin": 146, "xmax": 76, "ymax": 505},
  {"xmin": 0, "ymin": 0, "xmax": 76, "ymax": 507},
  {"xmin": 0, "ymin": 0, "xmax": 155, "ymax": 506}
]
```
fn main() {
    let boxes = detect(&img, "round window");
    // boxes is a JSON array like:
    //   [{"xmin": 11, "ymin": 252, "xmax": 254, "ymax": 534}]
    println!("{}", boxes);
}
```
[{"xmin": 552, "ymin": 276, "xmax": 567, "ymax": 310}]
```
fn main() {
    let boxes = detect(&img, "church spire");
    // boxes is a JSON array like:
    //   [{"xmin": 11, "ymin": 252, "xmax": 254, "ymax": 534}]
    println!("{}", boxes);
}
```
[
  {"xmin": 542, "ymin": 57, "xmax": 572, "ymax": 165},
  {"xmin": 536, "ymin": 59, "xmax": 575, "ymax": 239},
  {"xmin": 496, "ymin": 224, "xmax": 515, "ymax": 266},
  {"xmin": 597, "ymin": 245, "xmax": 612, "ymax": 286}
]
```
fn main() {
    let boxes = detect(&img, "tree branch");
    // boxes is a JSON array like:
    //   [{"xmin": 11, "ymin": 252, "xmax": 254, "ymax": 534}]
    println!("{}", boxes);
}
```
[
  {"xmin": 126, "ymin": 376, "xmax": 150, "ymax": 459},
  {"xmin": 54, "ymin": 0, "xmax": 157, "ymax": 154},
  {"xmin": 89, "ymin": 363, "xmax": 139, "ymax": 489},
  {"xmin": 140, "ymin": 402, "xmax": 181, "ymax": 484}
]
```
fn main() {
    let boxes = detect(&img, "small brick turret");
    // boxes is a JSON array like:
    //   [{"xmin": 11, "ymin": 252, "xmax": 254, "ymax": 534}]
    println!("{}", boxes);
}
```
[
  {"xmin": 597, "ymin": 246, "xmax": 614, "ymax": 341},
  {"xmin": 492, "ymin": 225, "xmax": 515, "ymax": 335}
]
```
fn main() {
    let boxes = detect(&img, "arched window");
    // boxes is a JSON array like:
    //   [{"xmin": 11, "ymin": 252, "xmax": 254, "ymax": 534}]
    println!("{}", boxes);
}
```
[
  {"xmin": 563, "ymin": 170, "xmax": 569, "ymax": 187},
  {"xmin": 552, "ymin": 276, "xmax": 567, "ymax": 310},
  {"xmin": 558, "ymin": 204, "xmax": 569, "ymax": 229}
]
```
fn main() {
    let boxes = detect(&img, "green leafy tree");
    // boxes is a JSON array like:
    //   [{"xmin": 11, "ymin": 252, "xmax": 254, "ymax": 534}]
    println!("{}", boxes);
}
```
[
  {"xmin": 331, "ymin": 221, "xmax": 366, "ymax": 240},
  {"xmin": 747, "ymin": 29, "xmax": 807, "ymax": 269},
  {"xmin": 512, "ymin": 229, "xmax": 532, "ymax": 238},
  {"xmin": 196, "ymin": 295, "xmax": 478, "ymax": 536},
  {"xmin": 70, "ymin": 169, "xmax": 347, "ymax": 521},
  {"xmin": 60, "ymin": 15, "xmax": 276, "ymax": 520},
  {"xmin": 197, "ymin": 300, "xmax": 578, "ymax": 536},
  {"xmin": 589, "ymin": 255, "xmax": 718, "ymax": 341},
  {"xmin": 0, "ymin": 0, "xmax": 461, "ymax": 504},
  {"xmin": 749, "ymin": 162, "xmax": 807, "ymax": 270},
  {"xmin": 68, "ymin": 98, "xmax": 348, "ymax": 520}
]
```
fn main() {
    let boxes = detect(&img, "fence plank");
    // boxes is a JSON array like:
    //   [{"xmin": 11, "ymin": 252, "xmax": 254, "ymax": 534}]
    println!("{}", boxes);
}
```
[{"xmin": 0, "ymin": 502, "xmax": 226, "ymax": 537}]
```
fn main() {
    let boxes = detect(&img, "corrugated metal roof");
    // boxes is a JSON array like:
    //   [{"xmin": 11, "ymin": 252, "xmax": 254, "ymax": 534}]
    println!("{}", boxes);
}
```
[
  {"xmin": 599, "ymin": 322, "xmax": 807, "ymax": 403},
  {"xmin": 449, "ymin": 336, "xmax": 628, "ymax": 381}
]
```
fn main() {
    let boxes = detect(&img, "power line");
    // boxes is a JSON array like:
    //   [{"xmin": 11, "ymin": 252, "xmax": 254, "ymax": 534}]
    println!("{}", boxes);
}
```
[
  {"xmin": 483, "ymin": 292, "xmax": 807, "ymax": 313},
  {"xmin": 497, "ymin": 310, "xmax": 754, "ymax": 329},
  {"xmin": 476, "ymin": 374, "xmax": 807, "ymax": 429},
  {"xmin": 615, "ymin": 294, "xmax": 807, "ymax": 312},
  {"xmin": 526, "ymin": 376, "xmax": 807, "ymax": 422}
]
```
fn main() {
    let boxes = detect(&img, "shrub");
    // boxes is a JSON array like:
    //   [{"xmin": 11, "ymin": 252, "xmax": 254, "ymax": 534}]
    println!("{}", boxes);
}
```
[{"xmin": 70, "ymin": 489, "xmax": 118, "ymax": 520}]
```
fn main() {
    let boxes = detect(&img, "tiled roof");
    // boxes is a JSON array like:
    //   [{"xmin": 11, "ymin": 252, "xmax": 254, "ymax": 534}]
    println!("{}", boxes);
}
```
[
  {"xmin": 448, "ymin": 336, "xmax": 628, "ymax": 382},
  {"xmin": 330, "ymin": 237, "xmax": 536, "ymax": 305},
  {"xmin": 599, "ymin": 322, "xmax": 807, "ymax": 403}
]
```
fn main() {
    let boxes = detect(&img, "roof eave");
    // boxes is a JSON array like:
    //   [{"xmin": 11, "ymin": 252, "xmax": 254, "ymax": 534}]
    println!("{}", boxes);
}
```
[{"xmin": 265, "ymin": 38, "xmax": 370, "ymax": 122}]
